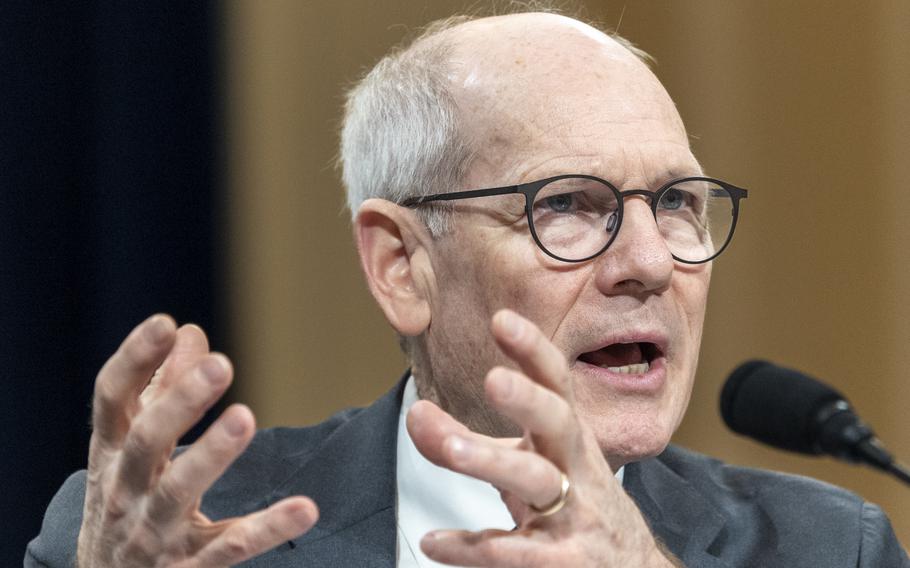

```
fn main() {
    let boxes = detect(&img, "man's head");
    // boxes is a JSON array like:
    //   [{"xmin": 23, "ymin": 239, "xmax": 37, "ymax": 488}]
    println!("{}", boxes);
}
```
[{"xmin": 342, "ymin": 12, "xmax": 711, "ymax": 469}]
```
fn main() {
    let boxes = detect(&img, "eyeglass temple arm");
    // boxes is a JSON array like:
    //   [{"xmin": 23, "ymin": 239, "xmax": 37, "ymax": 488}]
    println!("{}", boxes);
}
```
[{"xmin": 402, "ymin": 185, "xmax": 520, "ymax": 207}]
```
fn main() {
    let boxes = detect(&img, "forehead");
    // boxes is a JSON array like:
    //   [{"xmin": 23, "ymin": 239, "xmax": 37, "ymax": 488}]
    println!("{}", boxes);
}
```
[{"xmin": 441, "ymin": 14, "xmax": 695, "ymax": 185}]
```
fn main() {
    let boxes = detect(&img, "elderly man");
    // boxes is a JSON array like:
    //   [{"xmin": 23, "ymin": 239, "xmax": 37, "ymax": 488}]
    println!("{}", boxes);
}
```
[{"xmin": 28, "ymin": 11, "xmax": 907, "ymax": 568}]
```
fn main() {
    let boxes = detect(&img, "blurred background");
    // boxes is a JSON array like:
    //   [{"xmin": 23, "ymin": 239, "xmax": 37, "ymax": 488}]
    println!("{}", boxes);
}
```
[{"xmin": 4, "ymin": 1, "xmax": 908, "ymax": 563}]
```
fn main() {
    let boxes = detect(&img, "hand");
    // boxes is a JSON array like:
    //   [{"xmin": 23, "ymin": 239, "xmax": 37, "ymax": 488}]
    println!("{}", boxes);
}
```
[
  {"xmin": 77, "ymin": 315, "xmax": 318, "ymax": 567},
  {"xmin": 407, "ymin": 309, "xmax": 678, "ymax": 567}
]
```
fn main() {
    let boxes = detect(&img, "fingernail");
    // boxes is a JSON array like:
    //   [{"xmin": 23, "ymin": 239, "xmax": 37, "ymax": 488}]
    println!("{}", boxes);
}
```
[
  {"xmin": 447, "ymin": 435, "xmax": 472, "ymax": 463},
  {"xmin": 496, "ymin": 310, "xmax": 523, "ymax": 340},
  {"xmin": 223, "ymin": 412, "xmax": 247, "ymax": 437},
  {"xmin": 144, "ymin": 315, "xmax": 172, "ymax": 344},
  {"xmin": 198, "ymin": 357, "xmax": 227, "ymax": 385}
]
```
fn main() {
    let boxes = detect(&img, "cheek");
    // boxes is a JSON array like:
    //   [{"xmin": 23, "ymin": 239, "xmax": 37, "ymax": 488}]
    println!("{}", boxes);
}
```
[
  {"xmin": 664, "ymin": 267, "xmax": 711, "ymax": 424},
  {"xmin": 676, "ymin": 267, "xmax": 711, "ymax": 352},
  {"xmin": 448, "ymin": 229, "xmax": 584, "ymax": 324},
  {"xmin": 486, "ymin": 241, "xmax": 591, "ymax": 336}
]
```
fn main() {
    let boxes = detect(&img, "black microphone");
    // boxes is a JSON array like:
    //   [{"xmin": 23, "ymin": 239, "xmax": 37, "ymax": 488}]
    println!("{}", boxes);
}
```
[{"xmin": 720, "ymin": 360, "xmax": 910, "ymax": 485}]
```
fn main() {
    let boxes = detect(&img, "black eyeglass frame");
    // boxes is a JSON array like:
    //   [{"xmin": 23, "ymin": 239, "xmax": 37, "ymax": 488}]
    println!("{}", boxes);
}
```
[{"xmin": 402, "ymin": 174, "xmax": 748, "ymax": 264}]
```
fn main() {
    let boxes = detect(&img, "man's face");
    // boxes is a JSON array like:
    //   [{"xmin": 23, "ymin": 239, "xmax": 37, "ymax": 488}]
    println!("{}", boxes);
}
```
[{"xmin": 415, "ymin": 15, "xmax": 710, "ymax": 468}]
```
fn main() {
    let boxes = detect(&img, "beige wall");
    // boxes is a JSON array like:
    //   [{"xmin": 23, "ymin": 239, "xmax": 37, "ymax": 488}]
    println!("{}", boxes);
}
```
[{"xmin": 226, "ymin": 1, "xmax": 910, "ymax": 544}]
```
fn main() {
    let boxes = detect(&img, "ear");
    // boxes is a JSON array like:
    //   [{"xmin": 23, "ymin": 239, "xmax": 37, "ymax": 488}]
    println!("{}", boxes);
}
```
[{"xmin": 354, "ymin": 199, "xmax": 433, "ymax": 336}]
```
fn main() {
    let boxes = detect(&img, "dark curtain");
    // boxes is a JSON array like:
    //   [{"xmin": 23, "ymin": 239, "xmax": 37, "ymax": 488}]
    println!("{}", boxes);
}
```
[{"xmin": 0, "ymin": 3, "xmax": 223, "ymax": 563}]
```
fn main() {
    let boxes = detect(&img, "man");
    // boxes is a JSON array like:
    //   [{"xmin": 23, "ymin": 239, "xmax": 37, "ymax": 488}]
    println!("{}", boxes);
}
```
[{"xmin": 27, "ymin": 11, "xmax": 907, "ymax": 567}]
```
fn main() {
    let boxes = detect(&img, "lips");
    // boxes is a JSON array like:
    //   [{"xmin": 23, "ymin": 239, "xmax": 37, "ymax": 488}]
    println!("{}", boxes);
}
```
[{"xmin": 572, "ymin": 333, "xmax": 668, "ymax": 393}]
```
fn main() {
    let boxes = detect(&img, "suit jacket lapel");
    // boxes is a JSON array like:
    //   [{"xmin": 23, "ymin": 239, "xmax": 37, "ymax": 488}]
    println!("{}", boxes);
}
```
[
  {"xmin": 250, "ymin": 377, "xmax": 407, "ymax": 567},
  {"xmin": 624, "ymin": 451, "xmax": 732, "ymax": 568}
]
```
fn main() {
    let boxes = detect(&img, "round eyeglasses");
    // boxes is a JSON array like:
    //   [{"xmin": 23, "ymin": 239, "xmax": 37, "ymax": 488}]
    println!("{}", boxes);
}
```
[{"xmin": 402, "ymin": 174, "xmax": 748, "ymax": 264}]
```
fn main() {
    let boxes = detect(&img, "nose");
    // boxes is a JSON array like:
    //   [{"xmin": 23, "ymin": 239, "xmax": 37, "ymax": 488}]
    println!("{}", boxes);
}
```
[{"xmin": 593, "ymin": 197, "xmax": 674, "ymax": 295}]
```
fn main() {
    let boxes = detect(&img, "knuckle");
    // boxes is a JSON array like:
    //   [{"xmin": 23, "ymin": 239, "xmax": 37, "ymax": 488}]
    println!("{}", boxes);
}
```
[
  {"xmin": 173, "ymin": 368, "xmax": 221, "ymax": 409},
  {"xmin": 93, "ymin": 377, "xmax": 121, "ymax": 411},
  {"xmin": 221, "ymin": 529, "xmax": 253, "ymax": 559},
  {"xmin": 85, "ymin": 460, "xmax": 109, "ymax": 488},
  {"xmin": 103, "ymin": 487, "xmax": 132, "ymax": 521},
  {"xmin": 476, "ymin": 537, "xmax": 500, "ymax": 562},
  {"xmin": 120, "ymin": 338, "xmax": 153, "ymax": 372},
  {"xmin": 176, "ymin": 379, "xmax": 212, "ymax": 410},
  {"xmin": 155, "ymin": 474, "xmax": 189, "ymax": 508},
  {"xmin": 125, "ymin": 420, "xmax": 158, "ymax": 456},
  {"xmin": 526, "ymin": 460, "xmax": 552, "ymax": 490}
]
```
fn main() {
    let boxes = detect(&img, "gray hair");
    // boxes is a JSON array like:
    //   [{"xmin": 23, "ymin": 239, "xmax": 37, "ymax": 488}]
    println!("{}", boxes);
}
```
[
  {"xmin": 339, "ymin": 11, "xmax": 654, "ymax": 237},
  {"xmin": 340, "ymin": 17, "xmax": 473, "ymax": 236}
]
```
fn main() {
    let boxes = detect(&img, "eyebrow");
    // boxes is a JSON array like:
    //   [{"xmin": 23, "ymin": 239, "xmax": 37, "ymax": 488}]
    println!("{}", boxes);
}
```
[{"xmin": 653, "ymin": 166, "xmax": 705, "ymax": 185}]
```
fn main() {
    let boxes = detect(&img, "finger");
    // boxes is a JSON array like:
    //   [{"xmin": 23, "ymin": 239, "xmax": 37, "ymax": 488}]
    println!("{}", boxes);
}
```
[
  {"xmin": 484, "ymin": 367, "xmax": 583, "ymax": 466},
  {"xmin": 485, "ymin": 367, "xmax": 575, "ymax": 440},
  {"xmin": 422, "ymin": 529, "xmax": 535, "ymax": 568},
  {"xmin": 438, "ymin": 433, "xmax": 563, "ymax": 511},
  {"xmin": 157, "ymin": 324, "xmax": 210, "ymax": 388},
  {"xmin": 117, "ymin": 354, "xmax": 232, "ymax": 494},
  {"xmin": 145, "ymin": 404, "xmax": 255, "ymax": 524},
  {"xmin": 140, "ymin": 324, "xmax": 210, "ymax": 405},
  {"xmin": 407, "ymin": 399, "xmax": 519, "ymax": 467},
  {"xmin": 91, "ymin": 314, "xmax": 177, "ymax": 452},
  {"xmin": 193, "ymin": 497, "xmax": 319, "ymax": 566},
  {"xmin": 408, "ymin": 400, "xmax": 562, "ymax": 517},
  {"xmin": 491, "ymin": 310, "xmax": 572, "ymax": 401}
]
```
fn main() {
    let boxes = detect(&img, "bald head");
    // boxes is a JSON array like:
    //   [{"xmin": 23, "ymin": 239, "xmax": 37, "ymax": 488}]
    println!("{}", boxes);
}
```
[
  {"xmin": 435, "ymin": 13, "xmax": 691, "ymax": 189},
  {"xmin": 341, "ymin": 11, "xmax": 695, "ymax": 229}
]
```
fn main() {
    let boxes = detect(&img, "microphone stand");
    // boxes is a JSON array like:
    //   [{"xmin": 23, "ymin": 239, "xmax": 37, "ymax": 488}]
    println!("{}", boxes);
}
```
[
  {"xmin": 853, "ymin": 437, "xmax": 910, "ymax": 487},
  {"xmin": 887, "ymin": 462, "xmax": 910, "ymax": 486}
]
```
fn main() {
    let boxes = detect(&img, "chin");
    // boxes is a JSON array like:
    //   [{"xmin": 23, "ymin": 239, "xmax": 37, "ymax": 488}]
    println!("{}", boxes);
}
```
[{"xmin": 584, "ymin": 411, "xmax": 675, "ymax": 469}]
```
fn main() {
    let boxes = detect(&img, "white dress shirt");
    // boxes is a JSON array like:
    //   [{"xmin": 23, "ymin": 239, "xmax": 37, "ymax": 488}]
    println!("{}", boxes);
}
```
[{"xmin": 395, "ymin": 376, "xmax": 623, "ymax": 567}]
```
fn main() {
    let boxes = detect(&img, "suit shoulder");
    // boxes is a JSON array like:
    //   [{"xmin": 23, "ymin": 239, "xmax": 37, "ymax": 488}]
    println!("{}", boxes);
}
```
[
  {"xmin": 657, "ymin": 445, "xmax": 910, "ymax": 565},
  {"xmin": 659, "ymin": 444, "xmax": 864, "ymax": 513},
  {"xmin": 199, "ymin": 405, "xmax": 367, "ymax": 517},
  {"xmin": 242, "ymin": 406, "xmax": 363, "ymax": 465},
  {"xmin": 26, "ymin": 469, "xmax": 86, "ymax": 567}
]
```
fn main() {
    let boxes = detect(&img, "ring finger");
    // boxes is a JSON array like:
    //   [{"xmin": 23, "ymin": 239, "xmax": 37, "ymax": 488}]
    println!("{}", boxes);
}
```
[{"xmin": 441, "ymin": 433, "xmax": 565, "ymax": 512}]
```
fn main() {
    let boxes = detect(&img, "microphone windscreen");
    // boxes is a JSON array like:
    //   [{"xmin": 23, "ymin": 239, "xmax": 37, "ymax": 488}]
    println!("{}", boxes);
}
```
[{"xmin": 720, "ymin": 360, "xmax": 846, "ymax": 454}]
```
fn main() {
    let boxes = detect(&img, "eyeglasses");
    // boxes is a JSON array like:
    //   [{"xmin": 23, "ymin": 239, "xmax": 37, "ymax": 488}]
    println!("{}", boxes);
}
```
[{"xmin": 402, "ymin": 174, "xmax": 748, "ymax": 264}]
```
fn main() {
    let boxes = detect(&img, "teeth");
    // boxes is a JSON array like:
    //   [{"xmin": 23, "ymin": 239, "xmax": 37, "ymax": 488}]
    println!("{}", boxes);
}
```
[{"xmin": 604, "ymin": 362, "xmax": 650, "ymax": 374}]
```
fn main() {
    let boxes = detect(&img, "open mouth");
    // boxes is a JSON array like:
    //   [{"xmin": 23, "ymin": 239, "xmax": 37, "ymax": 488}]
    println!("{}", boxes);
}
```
[{"xmin": 577, "ymin": 342, "xmax": 662, "ymax": 375}]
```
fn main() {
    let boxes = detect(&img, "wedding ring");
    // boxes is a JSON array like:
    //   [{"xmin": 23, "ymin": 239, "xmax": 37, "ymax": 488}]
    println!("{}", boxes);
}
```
[{"xmin": 529, "ymin": 472, "xmax": 571, "ymax": 517}]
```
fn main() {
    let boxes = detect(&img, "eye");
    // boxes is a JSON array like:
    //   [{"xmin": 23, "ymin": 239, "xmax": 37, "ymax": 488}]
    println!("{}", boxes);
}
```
[
  {"xmin": 543, "ymin": 193, "xmax": 576, "ymax": 213},
  {"xmin": 658, "ymin": 188, "xmax": 688, "ymax": 211}
]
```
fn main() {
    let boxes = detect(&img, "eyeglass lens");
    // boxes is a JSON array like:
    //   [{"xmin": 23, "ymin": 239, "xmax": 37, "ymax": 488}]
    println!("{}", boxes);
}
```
[{"xmin": 530, "ymin": 177, "xmax": 735, "ymax": 263}]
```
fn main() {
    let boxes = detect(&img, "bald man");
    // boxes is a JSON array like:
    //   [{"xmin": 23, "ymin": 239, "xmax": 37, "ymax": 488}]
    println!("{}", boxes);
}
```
[{"xmin": 28, "ymin": 11, "xmax": 907, "ymax": 568}]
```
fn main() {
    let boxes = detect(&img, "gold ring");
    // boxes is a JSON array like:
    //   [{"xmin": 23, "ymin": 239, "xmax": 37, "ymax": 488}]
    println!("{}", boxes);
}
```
[{"xmin": 530, "ymin": 472, "xmax": 571, "ymax": 517}]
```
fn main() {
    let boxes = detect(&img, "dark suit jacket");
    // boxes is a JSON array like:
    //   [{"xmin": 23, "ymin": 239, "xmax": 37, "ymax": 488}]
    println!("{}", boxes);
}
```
[{"xmin": 27, "ymin": 379, "xmax": 909, "ymax": 567}]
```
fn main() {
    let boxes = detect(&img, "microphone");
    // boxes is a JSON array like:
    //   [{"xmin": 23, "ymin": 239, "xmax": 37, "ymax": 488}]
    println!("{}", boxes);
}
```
[{"xmin": 720, "ymin": 360, "xmax": 910, "ymax": 486}]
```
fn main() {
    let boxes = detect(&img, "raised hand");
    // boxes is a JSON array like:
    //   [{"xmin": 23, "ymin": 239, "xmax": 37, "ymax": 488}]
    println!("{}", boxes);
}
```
[
  {"xmin": 407, "ymin": 310, "xmax": 679, "ymax": 567},
  {"xmin": 77, "ymin": 315, "xmax": 318, "ymax": 567}
]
